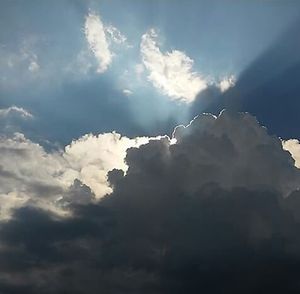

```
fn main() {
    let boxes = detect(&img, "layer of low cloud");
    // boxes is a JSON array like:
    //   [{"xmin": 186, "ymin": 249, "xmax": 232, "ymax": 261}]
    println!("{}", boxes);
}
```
[
  {"xmin": 1, "ymin": 111, "xmax": 300, "ymax": 293},
  {"xmin": 141, "ymin": 29, "xmax": 208, "ymax": 103}
]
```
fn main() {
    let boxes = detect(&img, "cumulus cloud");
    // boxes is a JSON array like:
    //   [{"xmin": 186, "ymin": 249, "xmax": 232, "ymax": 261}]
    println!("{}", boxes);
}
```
[
  {"xmin": 84, "ymin": 12, "xmax": 113, "ymax": 73},
  {"xmin": 62, "ymin": 133, "xmax": 150, "ymax": 197},
  {"xmin": 0, "ymin": 132, "xmax": 151, "ymax": 218},
  {"xmin": 1, "ymin": 111, "xmax": 300, "ymax": 293},
  {"xmin": 140, "ymin": 29, "xmax": 207, "ymax": 103},
  {"xmin": 120, "ymin": 110, "xmax": 300, "ymax": 197}
]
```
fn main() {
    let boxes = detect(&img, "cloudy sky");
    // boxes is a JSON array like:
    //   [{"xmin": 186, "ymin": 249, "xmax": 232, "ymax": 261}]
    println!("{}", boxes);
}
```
[{"xmin": 1, "ymin": 0, "xmax": 300, "ymax": 293}]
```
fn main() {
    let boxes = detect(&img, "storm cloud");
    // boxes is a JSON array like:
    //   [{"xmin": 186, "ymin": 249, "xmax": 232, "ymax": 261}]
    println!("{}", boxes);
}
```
[{"xmin": 1, "ymin": 111, "xmax": 300, "ymax": 293}]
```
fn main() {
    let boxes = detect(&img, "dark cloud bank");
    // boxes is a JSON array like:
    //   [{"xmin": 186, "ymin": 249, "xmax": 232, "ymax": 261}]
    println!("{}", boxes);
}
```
[{"xmin": 2, "ymin": 111, "xmax": 300, "ymax": 293}]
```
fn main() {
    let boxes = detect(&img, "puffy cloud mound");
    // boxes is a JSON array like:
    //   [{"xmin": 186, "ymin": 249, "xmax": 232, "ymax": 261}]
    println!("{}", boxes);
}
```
[
  {"xmin": 1, "ymin": 111, "xmax": 300, "ymax": 293},
  {"xmin": 0, "ymin": 132, "xmax": 150, "ymax": 218}
]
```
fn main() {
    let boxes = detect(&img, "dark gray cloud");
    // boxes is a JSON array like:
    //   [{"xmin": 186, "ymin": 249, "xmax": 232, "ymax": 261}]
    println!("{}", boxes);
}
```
[{"xmin": 1, "ymin": 111, "xmax": 300, "ymax": 293}]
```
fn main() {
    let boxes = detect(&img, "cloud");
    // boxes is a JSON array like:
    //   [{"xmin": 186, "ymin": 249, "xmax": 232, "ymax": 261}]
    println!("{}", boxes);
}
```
[
  {"xmin": 0, "ymin": 131, "xmax": 152, "ymax": 218},
  {"xmin": 1, "ymin": 111, "xmax": 300, "ymax": 292},
  {"xmin": 0, "ymin": 106, "xmax": 33, "ymax": 119},
  {"xmin": 0, "ymin": 106, "xmax": 34, "ymax": 136},
  {"xmin": 84, "ymin": 12, "xmax": 113, "ymax": 73},
  {"xmin": 83, "ymin": 12, "xmax": 129, "ymax": 74},
  {"xmin": 282, "ymin": 139, "xmax": 300, "ymax": 168},
  {"xmin": 122, "ymin": 89, "xmax": 133, "ymax": 96},
  {"xmin": 121, "ymin": 110, "xmax": 300, "ymax": 197},
  {"xmin": 62, "ymin": 132, "xmax": 150, "ymax": 197},
  {"xmin": 140, "ymin": 29, "xmax": 207, "ymax": 103},
  {"xmin": 105, "ymin": 25, "xmax": 127, "ymax": 44},
  {"xmin": 218, "ymin": 75, "xmax": 236, "ymax": 92}
]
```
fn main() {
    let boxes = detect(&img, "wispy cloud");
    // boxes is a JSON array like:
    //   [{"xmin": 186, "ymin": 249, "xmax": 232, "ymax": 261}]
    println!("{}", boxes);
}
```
[
  {"xmin": 84, "ymin": 12, "xmax": 113, "ymax": 73},
  {"xmin": 84, "ymin": 12, "xmax": 129, "ymax": 74},
  {"xmin": 218, "ymin": 75, "xmax": 236, "ymax": 92},
  {"xmin": 105, "ymin": 25, "xmax": 127, "ymax": 44},
  {"xmin": 0, "ymin": 106, "xmax": 33, "ymax": 119}
]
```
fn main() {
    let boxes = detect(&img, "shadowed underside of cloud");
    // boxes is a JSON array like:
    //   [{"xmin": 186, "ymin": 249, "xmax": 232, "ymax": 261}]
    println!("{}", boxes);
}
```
[{"xmin": 1, "ymin": 111, "xmax": 300, "ymax": 293}]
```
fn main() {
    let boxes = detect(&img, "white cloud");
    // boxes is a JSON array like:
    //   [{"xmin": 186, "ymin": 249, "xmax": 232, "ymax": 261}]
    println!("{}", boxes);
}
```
[
  {"xmin": 123, "ymin": 89, "xmax": 133, "ymax": 96},
  {"xmin": 0, "ymin": 106, "xmax": 33, "ymax": 119},
  {"xmin": 0, "ymin": 131, "xmax": 154, "ymax": 218},
  {"xmin": 62, "ymin": 133, "xmax": 150, "ymax": 197},
  {"xmin": 140, "ymin": 29, "xmax": 207, "ymax": 103},
  {"xmin": 105, "ymin": 25, "xmax": 127, "ymax": 44},
  {"xmin": 218, "ymin": 75, "xmax": 236, "ymax": 92},
  {"xmin": 282, "ymin": 139, "xmax": 300, "ymax": 168},
  {"xmin": 84, "ymin": 12, "xmax": 112, "ymax": 73}
]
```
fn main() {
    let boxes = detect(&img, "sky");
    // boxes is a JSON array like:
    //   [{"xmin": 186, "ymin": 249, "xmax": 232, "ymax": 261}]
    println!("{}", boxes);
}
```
[{"xmin": 2, "ymin": 1, "xmax": 300, "ymax": 293}]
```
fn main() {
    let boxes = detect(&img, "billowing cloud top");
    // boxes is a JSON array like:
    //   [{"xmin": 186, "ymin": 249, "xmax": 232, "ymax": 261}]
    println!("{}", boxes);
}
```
[{"xmin": 1, "ymin": 110, "xmax": 300, "ymax": 293}]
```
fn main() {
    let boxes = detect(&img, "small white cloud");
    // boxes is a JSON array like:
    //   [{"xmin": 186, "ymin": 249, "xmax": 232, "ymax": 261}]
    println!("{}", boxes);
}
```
[
  {"xmin": 84, "ymin": 12, "xmax": 112, "ymax": 73},
  {"xmin": 105, "ymin": 25, "xmax": 127, "ymax": 44},
  {"xmin": 218, "ymin": 75, "xmax": 236, "ymax": 92},
  {"xmin": 123, "ymin": 89, "xmax": 133, "ymax": 96},
  {"xmin": 28, "ymin": 60, "xmax": 40, "ymax": 72},
  {"xmin": 140, "ymin": 29, "xmax": 207, "ymax": 103},
  {"xmin": 0, "ymin": 106, "xmax": 33, "ymax": 119}
]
